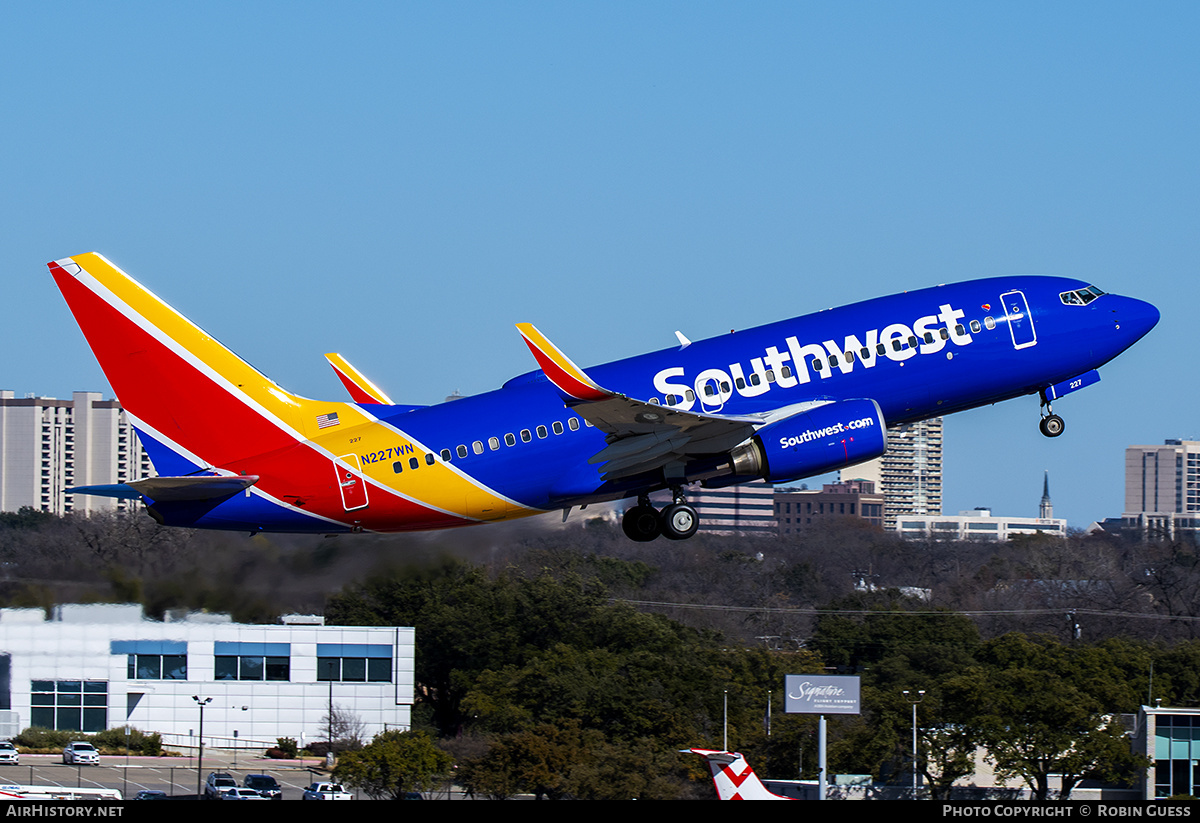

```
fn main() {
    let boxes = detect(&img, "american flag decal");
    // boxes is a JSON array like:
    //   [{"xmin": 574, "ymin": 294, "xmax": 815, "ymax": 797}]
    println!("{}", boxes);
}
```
[{"xmin": 316, "ymin": 412, "xmax": 340, "ymax": 429}]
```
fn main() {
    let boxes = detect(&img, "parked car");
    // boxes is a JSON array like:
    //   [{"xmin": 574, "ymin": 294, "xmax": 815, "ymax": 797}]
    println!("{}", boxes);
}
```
[
  {"xmin": 0, "ymin": 741, "xmax": 18, "ymax": 765},
  {"xmin": 205, "ymin": 772, "xmax": 237, "ymax": 799},
  {"xmin": 134, "ymin": 791, "xmax": 169, "ymax": 800},
  {"xmin": 243, "ymin": 774, "xmax": 282, "ymax": 800},
  {"xmin": 220, "ymin": 788, "xmax": 268, "ymax": 800},
  {"xmin": 302, "ymin": 782, "xmax": 352, "ymax": 800},
  {"xmin": 62, "ymin": 742, "xmax": 99, "ymax": 765}
]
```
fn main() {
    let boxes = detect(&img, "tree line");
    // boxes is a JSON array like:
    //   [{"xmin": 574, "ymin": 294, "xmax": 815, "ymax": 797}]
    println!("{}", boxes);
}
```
[{"xmin": 3, "ymin": 508, "xmax": 1200, "ymax": 797}]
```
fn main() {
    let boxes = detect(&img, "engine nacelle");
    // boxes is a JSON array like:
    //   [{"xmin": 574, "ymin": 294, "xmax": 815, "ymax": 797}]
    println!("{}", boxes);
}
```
[{"xmin": 727, "ymin": 399, "xmax": 887, "ymax": 484}]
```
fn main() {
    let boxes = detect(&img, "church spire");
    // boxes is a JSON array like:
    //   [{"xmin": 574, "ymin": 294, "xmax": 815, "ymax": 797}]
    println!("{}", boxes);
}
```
[{"xmin": 1039, "ymin": 471, "xmax": 1053, "ymax": 520}]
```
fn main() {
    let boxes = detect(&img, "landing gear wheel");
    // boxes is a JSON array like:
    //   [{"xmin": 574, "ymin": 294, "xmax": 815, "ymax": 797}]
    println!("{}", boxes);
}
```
[
  {"xmin": 1039, "ymin": 414, "xmax": 1065, "ymax": 438},
  {"xmin": 622, "ymin": 505, "xmax": 662, "ymax": 542},
  {"xmin": 660, "ymin": 503, "xmax": 699, "ymax": 540}
]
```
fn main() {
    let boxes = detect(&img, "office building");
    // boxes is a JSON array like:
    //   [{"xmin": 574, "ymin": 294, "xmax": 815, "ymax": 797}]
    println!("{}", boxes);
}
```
[
  {"xmin": 893, "ymin": 507, "xmax": 1067, "ymax": 542},
  {"xmin": 775, "ymin": 479, "xmax": 885, "ymax": 535},
  {"xmin": 0, "ymin": 604, "xmax": 413, "ymax": 748},
  {"xmin": 1121, "ymin": 440, "xmax": 1200, "ymax": 542},
  {"xmin": 1137, "ymin": 705, "xmax": 1200, "ymax": 799},
  {"xmin": 0, "ymin": 391, "xmax": 154, "ymax": 516}
]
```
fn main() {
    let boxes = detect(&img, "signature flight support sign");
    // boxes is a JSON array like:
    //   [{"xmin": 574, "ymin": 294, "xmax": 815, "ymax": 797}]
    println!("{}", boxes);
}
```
[{"xmin": 784, "ymin": 674, "xmax": 861, "ymax": 715}]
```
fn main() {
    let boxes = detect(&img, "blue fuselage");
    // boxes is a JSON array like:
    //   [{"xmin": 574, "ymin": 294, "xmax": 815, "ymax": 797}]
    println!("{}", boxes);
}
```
[{"xmin": 362, "ymin": 275, "xmax": 1158, "ymax": 512}]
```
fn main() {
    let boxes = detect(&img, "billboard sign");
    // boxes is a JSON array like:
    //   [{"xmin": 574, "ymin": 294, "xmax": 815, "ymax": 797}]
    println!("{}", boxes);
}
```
[{"xmin": 784, "ymin": 674, "xmax": 861, "ymax": 715}]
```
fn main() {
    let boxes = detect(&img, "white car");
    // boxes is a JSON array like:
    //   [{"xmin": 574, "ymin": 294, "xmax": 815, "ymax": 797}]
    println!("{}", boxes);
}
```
[
  {"xmin": 302, "ymin": 782, "xmax": 352, "ymax": 800},
  {"xmin": 0, "ymin": 742, "xmax": 18, "ymax": 765},
  {"xmin": 62, "ymin": 742, "xmax": 99, "ymax": 765},
  {"xmin": 220, "ymin": 788, "xmax": 268, "ymax": 800}
]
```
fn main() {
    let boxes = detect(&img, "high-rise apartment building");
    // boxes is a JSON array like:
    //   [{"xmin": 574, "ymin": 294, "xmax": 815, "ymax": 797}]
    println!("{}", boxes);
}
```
[
  {"xmin": 842, "ymin": 417, "xmax": 943, "ymax": 530},
  {"xmin": 1123, "ymin": 439, "xmax": 1200, "ymax": 542},
  {"xmin": 0, "ymin": 391, "xmax": 154, "ymax": 516},
  {"xmin": 1125, "ymin": 439, "xmax": 1200, "ymax": 515}
]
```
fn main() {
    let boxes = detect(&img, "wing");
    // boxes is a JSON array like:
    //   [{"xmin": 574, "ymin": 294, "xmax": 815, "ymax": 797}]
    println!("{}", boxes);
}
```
[{"xmin": 517, "ymin": 323, "xmax": 766, "ymax": 481}]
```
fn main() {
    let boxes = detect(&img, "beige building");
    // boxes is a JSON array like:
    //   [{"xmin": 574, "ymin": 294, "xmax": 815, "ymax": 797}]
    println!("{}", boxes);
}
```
[
  {"xmin": 0, "ymin": 391, "xmax": 153, "ymax": 516},
  {"xmin": 843, "ymin": 417, "xmax": 943, "ymax": 530},
  {"xmin": 775, "ymin": 479, "xmax": 885, "ymax": 535},
  {"xmin": 1122, "ymin": 439, "xmax": 1200, "ymax": 542}
]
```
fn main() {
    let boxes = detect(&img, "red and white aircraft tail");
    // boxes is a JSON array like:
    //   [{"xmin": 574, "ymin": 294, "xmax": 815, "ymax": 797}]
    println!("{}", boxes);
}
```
[{"xmin": 686, "ymin": 749, "xmax": 791, "ymax": 800}]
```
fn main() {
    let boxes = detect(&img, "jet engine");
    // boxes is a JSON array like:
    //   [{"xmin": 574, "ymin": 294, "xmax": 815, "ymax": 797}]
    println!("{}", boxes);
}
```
[{"xmin": 724, "ymin": 398, "xmax": 887, "ymax": 484}]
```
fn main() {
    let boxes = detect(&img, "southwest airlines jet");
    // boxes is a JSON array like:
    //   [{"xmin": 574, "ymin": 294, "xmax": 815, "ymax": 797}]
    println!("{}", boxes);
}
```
[{"xmin": 49, "ymin": 253, "xmax": 1158, "ymax": 542}]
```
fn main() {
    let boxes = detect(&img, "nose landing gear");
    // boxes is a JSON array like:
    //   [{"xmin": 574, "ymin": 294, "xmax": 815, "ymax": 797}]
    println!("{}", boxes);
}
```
[
  {"xmin": 1039, "ymin": 397, "xmax": 1065, "ymax": 438},
  {"xmin": 1039, "ymin": 414, "xmax": 1065, "ymax": 437}
]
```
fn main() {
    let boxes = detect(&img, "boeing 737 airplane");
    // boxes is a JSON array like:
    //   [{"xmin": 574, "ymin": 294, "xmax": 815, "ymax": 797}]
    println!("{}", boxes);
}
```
[{"xmin": 50, "ymin": 253, "xmax": 1158, "ymax": 542}]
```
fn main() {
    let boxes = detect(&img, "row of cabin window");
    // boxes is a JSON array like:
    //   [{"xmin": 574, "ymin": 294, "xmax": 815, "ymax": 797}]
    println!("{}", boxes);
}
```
[
  {"xmin": 388, "ymin": 317, "xmax": 998, "ymax": 467},
  {"xmin": 656, "ymin": 320, "xmax": 994, "ymax": 405},
  {"xmin": 392, "ymin": 417, "xmax": 589, "ymax": 474}
]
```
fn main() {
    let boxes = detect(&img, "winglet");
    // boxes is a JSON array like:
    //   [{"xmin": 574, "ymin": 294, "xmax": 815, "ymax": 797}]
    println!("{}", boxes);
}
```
[
  {"xmin": 324, "ymin": 353, "xmax": 395, "ymax": 405},
  {"xmin": 515, "ymin": 323, "xmax": 611, "ymax": 402}
]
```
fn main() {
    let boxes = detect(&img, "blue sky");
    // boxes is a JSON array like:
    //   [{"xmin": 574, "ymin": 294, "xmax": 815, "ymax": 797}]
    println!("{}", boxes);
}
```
[{"xmin": 2, "ymin": 2, "xmax": 1196, "ymax": 527}]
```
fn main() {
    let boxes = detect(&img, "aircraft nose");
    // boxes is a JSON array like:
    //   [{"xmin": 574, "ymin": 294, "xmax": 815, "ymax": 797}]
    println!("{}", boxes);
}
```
[{"xmin": 1112, "ymin": 295, "xmax": 1160, "ymax": 342}]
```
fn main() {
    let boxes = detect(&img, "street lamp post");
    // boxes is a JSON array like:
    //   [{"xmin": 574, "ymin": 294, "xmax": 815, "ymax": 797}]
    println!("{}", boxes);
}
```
[
  {"xmin": 193, "ymin": 696, "xmax": 212, "ymax": 798},
  {"xmin": 901, "ymin": 689, "xmax": 925, "ymax": 795}
]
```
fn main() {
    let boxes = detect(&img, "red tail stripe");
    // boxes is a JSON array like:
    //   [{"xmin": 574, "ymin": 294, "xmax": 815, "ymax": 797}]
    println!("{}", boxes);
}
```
[{"xmin": 53, "ymin": 269, "xmax": 469, "ymax": 531}]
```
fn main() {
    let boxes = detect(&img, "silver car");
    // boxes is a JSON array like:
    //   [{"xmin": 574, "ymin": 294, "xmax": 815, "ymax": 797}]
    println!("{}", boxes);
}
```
[
  {"xmin": 62, "ymin": 742, "xmax": 99, "ymax": 765},
  {"xmin": 0, "ymin": 742, "xmax": 18, "ymax": 765}
]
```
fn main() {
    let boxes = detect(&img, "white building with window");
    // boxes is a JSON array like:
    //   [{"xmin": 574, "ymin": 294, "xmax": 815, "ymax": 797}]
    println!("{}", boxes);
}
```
[
  {"xmin": 893, "ymin": 508, "xmax": 1067, "ymax": 542},
  {"xmin": 0, "ymin": 605, "xmax": 413, "ymax": 749}
]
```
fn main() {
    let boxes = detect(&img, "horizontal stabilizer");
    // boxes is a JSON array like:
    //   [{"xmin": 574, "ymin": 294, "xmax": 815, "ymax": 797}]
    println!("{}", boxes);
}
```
[
  {"xmin": 68, "ymin": 476, "xmax": 260, "ymax": 503},
  {"xmin": 64, "ymin": 484, "xmax": 142, "ymax": 500}
]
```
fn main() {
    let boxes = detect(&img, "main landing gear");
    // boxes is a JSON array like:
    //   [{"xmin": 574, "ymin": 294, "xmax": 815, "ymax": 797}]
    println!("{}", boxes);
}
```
[
  {"xmin": 622, "ymin": 491, "xmax": 699, "ymax": 542},
  {"xmin": 1039, "ymin": 399, "xmax": 1065, "ymax": 438}
]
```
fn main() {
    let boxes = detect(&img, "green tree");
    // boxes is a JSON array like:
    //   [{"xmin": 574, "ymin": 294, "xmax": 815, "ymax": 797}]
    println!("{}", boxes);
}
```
[
  {"xmin": 943, "ymin": 635, "xmax": 1148, "ymax": 799},
  {"xmin": 326, "ymin": 561, "xmax": 616, "ymax": 735},
  {"xmin": 333, "ymin": 730, "xmax": 452, "ymax": 799},
  {"xmin": 458, "ymin": 722, "xmax": 691, "ymax": 800},
  {"xmin": 919, "ymin": 721, "xmax": 980, "ymax": 800}
]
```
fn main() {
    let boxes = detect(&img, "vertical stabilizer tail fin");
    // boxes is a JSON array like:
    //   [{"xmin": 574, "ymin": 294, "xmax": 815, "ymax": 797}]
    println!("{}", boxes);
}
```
[
  {"xmin": 684, "ymin": 749, "xmax": 791, "ymax": 800},
  {"xmin": 49, "ymin": 253, "xmax": 317, "ymax": 472}
]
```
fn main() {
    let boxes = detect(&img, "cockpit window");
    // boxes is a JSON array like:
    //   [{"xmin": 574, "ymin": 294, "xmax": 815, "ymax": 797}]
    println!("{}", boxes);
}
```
[{"xmin": 1059, "ymin": 285, "xmax": 1106, "ymax": 306}]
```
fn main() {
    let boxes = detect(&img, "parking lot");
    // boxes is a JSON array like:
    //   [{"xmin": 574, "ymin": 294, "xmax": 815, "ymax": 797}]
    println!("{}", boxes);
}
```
[{"xmin": 0, "ymin": 752, "xmax": 361, "ymax": 800}]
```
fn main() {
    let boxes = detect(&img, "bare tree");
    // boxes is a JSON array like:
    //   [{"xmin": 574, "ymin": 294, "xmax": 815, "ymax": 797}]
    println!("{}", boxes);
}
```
[{"xmin": 321, "ymin": 703, "xmax": 367, "ymax": 753}]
